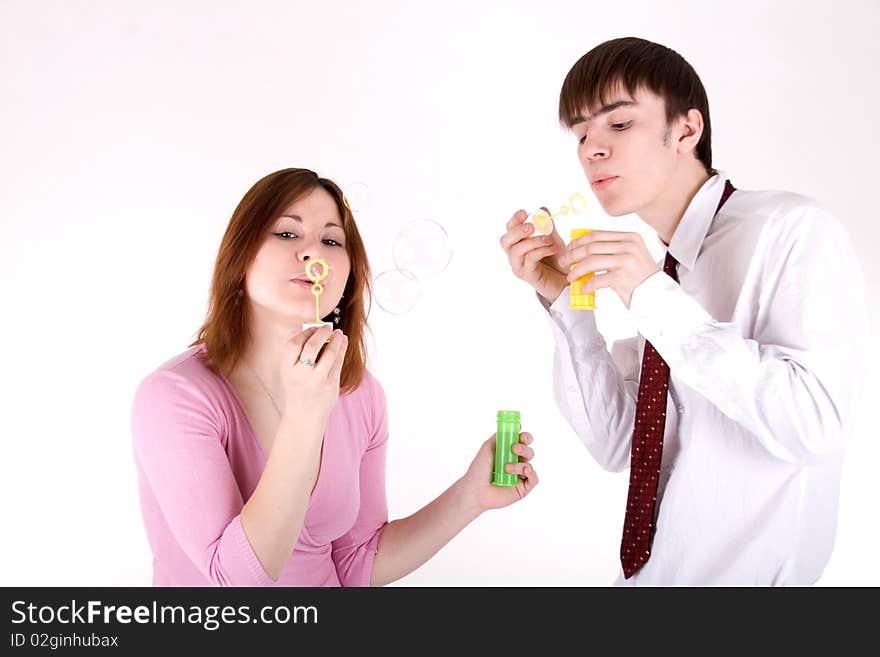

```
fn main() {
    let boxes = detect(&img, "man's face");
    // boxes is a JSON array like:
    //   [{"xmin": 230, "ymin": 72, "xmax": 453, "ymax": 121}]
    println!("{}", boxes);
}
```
[{"xmin": 571, "ymin": 86, "xmax": 682, "ymax": 217}]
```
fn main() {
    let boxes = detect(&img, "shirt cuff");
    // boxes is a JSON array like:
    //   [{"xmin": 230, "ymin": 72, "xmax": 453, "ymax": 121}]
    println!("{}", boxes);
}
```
[
  {"xmin": 536, "ymin": 287, "xmax": 605, "ymax": 352},
  {"xmin": 628, "ymin": 271, "xmax": 713, "ymax": 354},
  {"xmin": 226, "ymin": 514, "xmax": 276, "ymax": 587},
  {"xmin": 353, "ymin": 526, "xmax": 385, "ymax": 587}
]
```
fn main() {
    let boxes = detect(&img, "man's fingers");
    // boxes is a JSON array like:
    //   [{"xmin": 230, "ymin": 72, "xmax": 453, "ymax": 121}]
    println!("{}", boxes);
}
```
[{"xmin": 505, "ymin": 209, "xmax": 528, "ymax": 231}]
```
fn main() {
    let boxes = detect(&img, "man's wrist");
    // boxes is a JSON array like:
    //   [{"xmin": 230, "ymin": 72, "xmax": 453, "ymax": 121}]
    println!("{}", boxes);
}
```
[{"xmin": 538, "ymin": 281, "xmax": 566, "ymax": 305}]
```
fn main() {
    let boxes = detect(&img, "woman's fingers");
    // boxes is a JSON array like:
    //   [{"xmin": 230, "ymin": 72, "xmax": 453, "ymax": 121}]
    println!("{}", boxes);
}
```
[
  {"xmin": 505, "ymin": 462, "xmax": 538, "ymax": 491},
  {"xmin": 325, "ymin": 332, "xmax": 349, "ymax": 382},
  {"xmin": 512, "ymin": 442, "xmax": 534, "ymax": 461},
  {"xmin": 296, "ymin": 325, "xmax": 335, "ymax": 367}
]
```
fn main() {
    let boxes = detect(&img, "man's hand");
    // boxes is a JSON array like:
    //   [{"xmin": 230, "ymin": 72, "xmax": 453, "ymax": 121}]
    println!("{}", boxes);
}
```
[
  {"xmin": 500, "ymin": 209, "xmax": 568, "ymax": 303},
  {"xmin": 560, "ymin": 230, "xmax": 660, "ymax": 308}
]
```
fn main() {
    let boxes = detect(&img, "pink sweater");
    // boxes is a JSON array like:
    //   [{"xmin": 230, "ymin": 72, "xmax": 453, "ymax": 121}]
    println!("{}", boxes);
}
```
[{"xmin": 130, "ymin": 345, "xmax": 389, "ymax": 586}]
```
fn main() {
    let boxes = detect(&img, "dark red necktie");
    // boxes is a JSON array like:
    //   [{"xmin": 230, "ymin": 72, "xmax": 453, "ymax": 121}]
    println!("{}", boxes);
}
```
[{"xmin": 620, "ymin": 179, "xmax": 735, "ymax": 579}]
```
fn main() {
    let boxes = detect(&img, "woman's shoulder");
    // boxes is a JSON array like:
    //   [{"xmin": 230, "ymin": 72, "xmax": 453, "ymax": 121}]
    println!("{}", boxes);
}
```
[
  {"xmin": 132, "ymin": 344, "xmax": 230, "ymax": 411},
  {"xmin": 337, "ymin": 368, "xmax": 388, "ymax": 436},
  {"xmin": 341, "ymin": 368, "xmax": 386, "ymax": 406}
]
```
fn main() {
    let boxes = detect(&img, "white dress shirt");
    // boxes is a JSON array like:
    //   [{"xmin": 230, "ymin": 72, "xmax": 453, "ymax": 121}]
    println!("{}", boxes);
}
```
[{"xmin": 543, "ymin": 172, "xmax": 868, "ymax": 585}]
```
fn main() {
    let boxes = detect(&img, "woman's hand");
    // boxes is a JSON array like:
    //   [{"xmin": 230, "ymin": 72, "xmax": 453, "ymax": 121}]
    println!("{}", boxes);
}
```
[
  {"xmin": 459, "ymin": 432, "xmax": 539, "ymax": 513},
  {"xmin": 280, "ymin": 325, "xmax": 348, "ymax": 422},
  {"xmin": 368, "ymin": 432, "xmax": 539, "ymax": 586}
]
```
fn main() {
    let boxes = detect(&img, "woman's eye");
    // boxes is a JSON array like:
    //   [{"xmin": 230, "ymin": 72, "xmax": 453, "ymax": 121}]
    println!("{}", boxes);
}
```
[{"xmin": 274, "ymin": 232, "xmax": 342, "ymax": 247}]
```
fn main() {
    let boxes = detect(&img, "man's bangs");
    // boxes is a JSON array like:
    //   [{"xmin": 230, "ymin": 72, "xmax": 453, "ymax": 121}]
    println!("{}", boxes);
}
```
[{"xmin": 559, "ymin": 73, "xmax": 637, "ymax": 129}]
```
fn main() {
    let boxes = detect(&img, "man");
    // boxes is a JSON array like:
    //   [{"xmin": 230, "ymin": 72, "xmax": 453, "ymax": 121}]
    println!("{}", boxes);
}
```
[{"xmin": 500, "ymin": 37, "xmax": 867, "ymax": 585}]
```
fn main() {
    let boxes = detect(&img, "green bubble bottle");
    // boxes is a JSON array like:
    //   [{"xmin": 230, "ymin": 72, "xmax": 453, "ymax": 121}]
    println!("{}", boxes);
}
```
[{"xmin": 493, "ymin": 410, "xmax": 521, "ymax": 487}]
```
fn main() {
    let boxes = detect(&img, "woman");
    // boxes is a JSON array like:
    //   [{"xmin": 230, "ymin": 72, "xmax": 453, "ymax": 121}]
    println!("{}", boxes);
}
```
[{"xmin": 131, "ymin": 168, "xmax": 538, "ymax": 586}]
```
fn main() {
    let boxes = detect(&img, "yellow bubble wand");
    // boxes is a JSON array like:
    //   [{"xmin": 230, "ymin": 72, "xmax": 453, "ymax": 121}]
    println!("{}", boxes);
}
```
[
  {"xmin": 526, "ymin": 192, "xmax": 589, "ymax": 235},
  {"xmin": 301, "ymin": 258, "xmax": 335, "ymax": 330}
]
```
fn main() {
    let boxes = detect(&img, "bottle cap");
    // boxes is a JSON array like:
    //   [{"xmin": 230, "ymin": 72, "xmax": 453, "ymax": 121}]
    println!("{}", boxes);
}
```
[
  {"xmin": 570, "ymin": 291, "xmax": 595, "ymax": 310},
  {"xmin": 497, "ymin": 410, "xmax": 521, "ymax": 423}
]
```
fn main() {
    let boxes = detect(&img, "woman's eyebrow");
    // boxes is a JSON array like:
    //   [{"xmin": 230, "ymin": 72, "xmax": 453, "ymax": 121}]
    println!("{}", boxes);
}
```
[{"xmin": 279, "ymin": 214, "xmax": 342, "ymax": 228}]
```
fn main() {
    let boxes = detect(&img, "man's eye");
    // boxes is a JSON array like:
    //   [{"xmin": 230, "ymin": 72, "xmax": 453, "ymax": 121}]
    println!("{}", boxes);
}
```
[
  {"xmin": 611, "ymin": 121, "xmax": 632, "ymax": 130},
  {"xmin": 578, "ymin": 134, "xmax": 588, "ymax": 145}
]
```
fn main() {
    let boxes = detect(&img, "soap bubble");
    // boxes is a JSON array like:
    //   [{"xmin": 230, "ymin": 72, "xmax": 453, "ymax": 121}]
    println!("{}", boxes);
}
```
[
  {"xmin": 343, "ymin": 182, "xmax": 371, "ymax": 213},
  {"xmin": 392, "ymin": 219, "xmax": 452, "ymax": 279},
  {"xmin": 373, "ymin": 269, "xmax": 420, "ymax": 315}
]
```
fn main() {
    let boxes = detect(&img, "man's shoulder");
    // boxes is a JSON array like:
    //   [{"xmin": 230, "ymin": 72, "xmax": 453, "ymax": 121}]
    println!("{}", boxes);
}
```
[
  {"xmin": 728, "ymin": 187, "xmax": 829, "ymax": 219},
  {"xmin": 721, "ymin": 187, "xmax": 838, "ymax": 239}
]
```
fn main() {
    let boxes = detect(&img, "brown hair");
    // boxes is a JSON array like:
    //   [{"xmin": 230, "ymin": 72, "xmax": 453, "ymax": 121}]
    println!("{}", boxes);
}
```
[
  {"xmin": 558, "ymin": 37, "xmax": 712, "ymax": 171},
  {"xmin": 191, "ymin": 168, "xmax": 372, "ymax": 393}
]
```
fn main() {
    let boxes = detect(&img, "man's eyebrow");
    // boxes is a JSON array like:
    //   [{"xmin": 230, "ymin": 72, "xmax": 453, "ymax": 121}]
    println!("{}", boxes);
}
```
[
  {"xmin": 279, "ymin": 214, "xmax": 343, "ymax": 229},
  {"xmin": 570, "ymin": 100, "xmax": 637, "ymax": 126}
]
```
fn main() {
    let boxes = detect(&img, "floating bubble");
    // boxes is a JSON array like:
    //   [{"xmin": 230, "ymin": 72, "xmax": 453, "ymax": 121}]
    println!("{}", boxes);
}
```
[
  {"xmin": 392, "ymin": 219, "xmax": 452, "ymax": 279},
  {"xmin": 343, "ymin": 182, "xmax": 371, "ymax": 213},
  {"xmin": 373, "ymin": 269, "xmax": 420, "ymax": 315}
]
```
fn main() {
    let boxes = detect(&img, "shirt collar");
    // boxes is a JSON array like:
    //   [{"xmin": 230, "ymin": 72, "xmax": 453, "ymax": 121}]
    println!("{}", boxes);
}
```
[{"xmin": 663, "ymin": 170, "xmax": 729, "ymax": 272}]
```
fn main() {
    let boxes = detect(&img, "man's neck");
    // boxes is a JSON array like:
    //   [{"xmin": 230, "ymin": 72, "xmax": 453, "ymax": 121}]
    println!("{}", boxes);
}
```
[{"xmin": 638, "ymin": 160, "xmax": 712, "ymax": 246}]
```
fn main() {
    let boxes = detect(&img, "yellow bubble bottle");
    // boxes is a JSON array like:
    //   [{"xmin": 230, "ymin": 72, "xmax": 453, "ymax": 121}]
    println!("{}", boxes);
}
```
[{"xmin": 570, "ymin": 228, "xmax": 595, "ymax": 310}]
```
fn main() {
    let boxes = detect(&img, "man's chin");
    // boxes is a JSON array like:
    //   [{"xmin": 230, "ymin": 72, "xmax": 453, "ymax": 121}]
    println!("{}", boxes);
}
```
[{"xmin": 596, "ymin": 199, "xmax": 634, "ymax": 217}]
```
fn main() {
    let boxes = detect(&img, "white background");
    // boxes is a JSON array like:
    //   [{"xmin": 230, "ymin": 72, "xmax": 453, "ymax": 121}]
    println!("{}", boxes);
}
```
[{"xmin": 1, "ymin": 0, "xmax": 877, "ymax": 586}]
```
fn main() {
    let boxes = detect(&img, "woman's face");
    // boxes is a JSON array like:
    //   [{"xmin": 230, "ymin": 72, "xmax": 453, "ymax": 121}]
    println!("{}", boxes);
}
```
[{"xmin": 245, "ymin": 186, "xmax": 351, "ymax": 327}]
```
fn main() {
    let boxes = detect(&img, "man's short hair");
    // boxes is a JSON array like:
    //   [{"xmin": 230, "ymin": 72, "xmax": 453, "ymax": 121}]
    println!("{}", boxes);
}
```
[{"xmin": 559, "ymin": 37, "xmax": 713, "ymax": 171}]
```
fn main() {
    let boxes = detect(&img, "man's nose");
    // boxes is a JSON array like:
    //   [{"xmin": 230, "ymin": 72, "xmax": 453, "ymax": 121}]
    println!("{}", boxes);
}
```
[{"xmin": 583, "ymin": 140, "xmax": 609, "ymax": 160}]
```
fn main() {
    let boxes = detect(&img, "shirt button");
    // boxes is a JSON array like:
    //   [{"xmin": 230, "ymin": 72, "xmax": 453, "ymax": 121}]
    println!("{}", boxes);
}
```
[{"xmin": 677, "ymin": 405, "xmax": 685, "ymax": 414}]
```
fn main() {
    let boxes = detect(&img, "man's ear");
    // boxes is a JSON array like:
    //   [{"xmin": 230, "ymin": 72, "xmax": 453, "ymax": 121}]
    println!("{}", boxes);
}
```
[{"xmin": 677, "ymin": 108, "xmax": 704, "ymax": 156}]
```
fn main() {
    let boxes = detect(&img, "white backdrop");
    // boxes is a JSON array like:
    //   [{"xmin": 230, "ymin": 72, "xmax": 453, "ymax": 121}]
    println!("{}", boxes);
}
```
[{"xmin": 1, "ymin": 0, "xmax": 877, "ymax": 586}]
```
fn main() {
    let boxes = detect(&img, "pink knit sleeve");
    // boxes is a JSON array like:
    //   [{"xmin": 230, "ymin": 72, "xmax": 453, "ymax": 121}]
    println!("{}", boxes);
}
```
[
  {"xmin": 131, "ymin": 369, "xmax": 274, "ymax": 587},
  {"xmin": 330, "ymin": 374, "xmax": 390, "ymax": 586}
]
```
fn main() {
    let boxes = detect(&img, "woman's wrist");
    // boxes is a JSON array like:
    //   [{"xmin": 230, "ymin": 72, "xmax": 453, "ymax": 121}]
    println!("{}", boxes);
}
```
[
  {"xmin": 451, "ymin": 477, "xmax": 485, "ymax": 521},
  {"xmin": 277, "ymin": 410, "xmax": 328, "ymax": 442}
]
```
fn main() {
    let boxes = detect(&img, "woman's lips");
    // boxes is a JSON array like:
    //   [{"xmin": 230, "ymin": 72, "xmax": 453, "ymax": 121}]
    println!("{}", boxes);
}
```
[{"xmin": 290, "ymin": 279, "xmax": 314, "ymax": 289}]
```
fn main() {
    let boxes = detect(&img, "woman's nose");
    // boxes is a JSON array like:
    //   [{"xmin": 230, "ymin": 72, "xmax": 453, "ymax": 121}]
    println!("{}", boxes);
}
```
[{"xmin": 296, "ymin": 241, "xmax": 320, "ymax": 263}]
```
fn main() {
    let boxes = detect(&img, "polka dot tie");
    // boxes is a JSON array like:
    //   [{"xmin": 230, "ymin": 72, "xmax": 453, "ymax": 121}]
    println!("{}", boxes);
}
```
[{"xmin": 620, "ymin": 179, "xmax": 736, "ymax": 579}]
